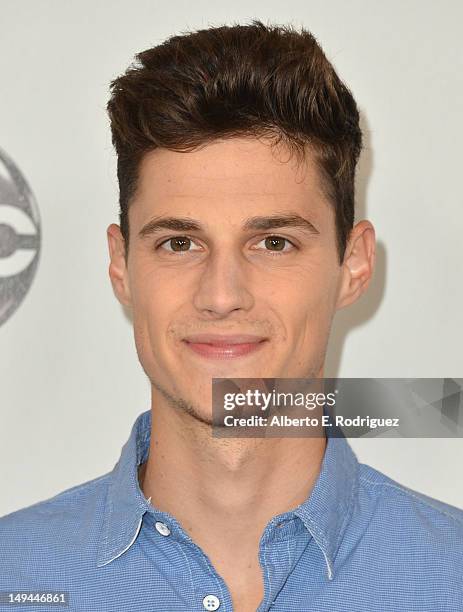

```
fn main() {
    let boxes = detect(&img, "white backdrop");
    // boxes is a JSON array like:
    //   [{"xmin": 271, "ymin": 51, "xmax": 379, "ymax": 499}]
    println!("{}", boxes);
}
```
[{"xmin": 0, "ymin": 0, "xmax": 462, "ymax": 517}]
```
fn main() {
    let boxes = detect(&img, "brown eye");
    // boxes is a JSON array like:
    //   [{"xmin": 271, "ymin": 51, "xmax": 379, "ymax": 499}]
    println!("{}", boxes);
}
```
[
  {"xmin": 159, "ymin": 236, "xmax": 200, "ymax": 252},
  {"xmin": 258, "ymin": 236, "xmax": 294, "ymax": 252},
  {"xmin": 265, "ymin": 236, "xmax": 286, "ymax": 251}
]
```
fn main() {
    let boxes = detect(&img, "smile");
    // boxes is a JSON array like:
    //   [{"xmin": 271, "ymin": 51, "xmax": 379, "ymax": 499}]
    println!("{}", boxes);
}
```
[{"xmin": 182, "ymin": 334, "xmax": 269, "ymax": 360}]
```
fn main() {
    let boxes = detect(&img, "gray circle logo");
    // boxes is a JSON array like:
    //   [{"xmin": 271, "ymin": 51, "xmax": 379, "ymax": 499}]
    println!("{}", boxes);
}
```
[{"xmin": 0, "ymin": 147, "xmax": 41, "ymax": 326}]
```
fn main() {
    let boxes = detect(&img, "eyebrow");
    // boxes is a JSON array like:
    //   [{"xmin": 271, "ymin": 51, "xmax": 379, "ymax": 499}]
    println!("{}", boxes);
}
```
[{"xmin": 138, "ymin": 213, "xmax": 320, "ymax": 239}]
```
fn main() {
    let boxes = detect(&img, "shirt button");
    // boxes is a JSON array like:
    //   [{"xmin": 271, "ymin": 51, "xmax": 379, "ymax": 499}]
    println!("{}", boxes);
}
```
[
  {"xmin": 154, "ymin": 521, "xmax": 171, "ymax": 536},
  {"xmin": 202, "ymin": 594, "xmax": 220, "ymax": 610}
]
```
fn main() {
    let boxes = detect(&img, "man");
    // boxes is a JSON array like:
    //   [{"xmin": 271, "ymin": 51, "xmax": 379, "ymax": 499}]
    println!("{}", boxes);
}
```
[{"xmin": 1, "ymin": 20, "xmax": 462, "ymax": 612}]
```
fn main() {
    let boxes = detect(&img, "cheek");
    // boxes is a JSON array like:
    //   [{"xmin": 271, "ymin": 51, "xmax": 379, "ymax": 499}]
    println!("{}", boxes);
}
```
[
  {"xmin": 269, "ymin": 265, "xmax": 339, "ymax": 338},
  {"xmin": 131, "ymin": 269, "xmax": 178, "ymax": 347}
]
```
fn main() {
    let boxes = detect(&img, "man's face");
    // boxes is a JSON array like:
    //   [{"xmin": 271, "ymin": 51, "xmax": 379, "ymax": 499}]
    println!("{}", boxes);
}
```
[{"xmin": 108, "ymin": 137, "xmax": 367, "ymax": 422}]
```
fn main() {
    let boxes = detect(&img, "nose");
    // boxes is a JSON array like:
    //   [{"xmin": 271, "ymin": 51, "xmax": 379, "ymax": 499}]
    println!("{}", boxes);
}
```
[{"xmin": 192, "ymin": 247, "xmax": 254, "ymax": 318}]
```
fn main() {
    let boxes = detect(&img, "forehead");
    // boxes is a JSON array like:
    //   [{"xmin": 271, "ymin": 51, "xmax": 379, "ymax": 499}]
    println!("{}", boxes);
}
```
[{"xmin": 133, "ymin": 136, "xmax": 330, "ymax": 219}]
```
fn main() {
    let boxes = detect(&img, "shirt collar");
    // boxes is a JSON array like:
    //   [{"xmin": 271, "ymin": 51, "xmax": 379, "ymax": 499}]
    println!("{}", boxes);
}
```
[
  {"xmin": 96, "ymin": 410, "xmax": 153, "ymax": 567},
  {"xmin": 293, "ymin": 426, "xmax": 358, "ymax": 580},
  {"xmin": 96, "ymin": 409, "xmax": 359, "ymax": 579}
]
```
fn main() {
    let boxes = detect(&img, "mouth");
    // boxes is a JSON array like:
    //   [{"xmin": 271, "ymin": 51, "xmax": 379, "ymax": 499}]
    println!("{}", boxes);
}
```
[{"xmin": 182, "ymin": 334, "xmax": 269, "ymax": 360}]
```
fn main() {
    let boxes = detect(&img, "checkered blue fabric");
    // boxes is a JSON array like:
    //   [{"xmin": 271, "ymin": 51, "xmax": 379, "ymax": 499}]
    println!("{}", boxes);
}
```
[{"xmin": 1, "ymin": 409, "xmax": 463, "ymax": 611}]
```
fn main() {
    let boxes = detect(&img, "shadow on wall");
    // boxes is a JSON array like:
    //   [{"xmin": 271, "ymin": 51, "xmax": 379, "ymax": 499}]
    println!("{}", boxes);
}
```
[
  {"xmin": 325, "ymin": 111, "xmax": 386, "ymax": 377},
  {"xmin": 117, "ymin": 111, "xmax": 386, "ymax": 378}
]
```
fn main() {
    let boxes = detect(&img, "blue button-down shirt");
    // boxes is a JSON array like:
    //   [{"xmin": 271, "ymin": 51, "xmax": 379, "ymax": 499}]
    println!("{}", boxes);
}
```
[{"xmin": 1, "ymin": 409, "xmax": 463, "ymax": 611}]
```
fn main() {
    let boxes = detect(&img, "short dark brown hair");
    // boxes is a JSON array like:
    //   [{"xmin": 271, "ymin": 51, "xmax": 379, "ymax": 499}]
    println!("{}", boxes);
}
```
[{"xmin": 107, "ymin": 20, "xmax": 362, "ymax": 264}]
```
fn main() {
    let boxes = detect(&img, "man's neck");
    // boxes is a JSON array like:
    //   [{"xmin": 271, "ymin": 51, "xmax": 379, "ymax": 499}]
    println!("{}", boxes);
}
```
[{"xmin": 138, "ymin": 396, "xmax": 326, "ymax": 555}]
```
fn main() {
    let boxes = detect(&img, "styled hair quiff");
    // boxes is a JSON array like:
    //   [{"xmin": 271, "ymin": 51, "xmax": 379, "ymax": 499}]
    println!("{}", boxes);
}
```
[{"xmin": 107, "ymin": 20, "xmax": 362, "ymax": 263}]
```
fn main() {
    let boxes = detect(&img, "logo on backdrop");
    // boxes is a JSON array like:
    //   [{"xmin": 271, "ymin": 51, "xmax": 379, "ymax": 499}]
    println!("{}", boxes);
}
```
[{"xmin": 0, "ymin": 147, "xmax": 41, "ymax": 326}]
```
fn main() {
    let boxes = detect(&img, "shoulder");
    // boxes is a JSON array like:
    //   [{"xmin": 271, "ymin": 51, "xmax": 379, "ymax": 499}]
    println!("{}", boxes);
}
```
[
  {"xmin": 0, "ymin": 473, "xmax": 111, "ymax": 580},
  {"xmin": 357, "ymin": 461, "xmax": 463, "ymax": 554},
  {"xmin": 0, "ymin": 472, "xmax": 111, "ymax": 527}
]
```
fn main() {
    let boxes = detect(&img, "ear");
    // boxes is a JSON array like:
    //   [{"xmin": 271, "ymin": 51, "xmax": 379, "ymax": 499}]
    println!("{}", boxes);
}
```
[
  {"xmin": 107, "ymin": 223, "xmax": 132, "ymax": 307},
  {"xmin": 335, "ymin": 220, "xmax": 376, "ymax": 310}
]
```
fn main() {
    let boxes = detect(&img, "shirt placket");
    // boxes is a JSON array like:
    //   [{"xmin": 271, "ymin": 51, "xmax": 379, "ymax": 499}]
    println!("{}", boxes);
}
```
[
  {"xmin": 256, "ymin": 521, "xmax": 312, "ymax": 612},
  {"xmin": 149, "ymin": 514, "xmax": 235, "ymax": 612}
]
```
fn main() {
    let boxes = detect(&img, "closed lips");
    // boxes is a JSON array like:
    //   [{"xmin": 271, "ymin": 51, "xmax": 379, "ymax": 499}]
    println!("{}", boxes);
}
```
[{"xmin": 183, "ymin": 334, "xmax": 267, "ymax": 345}]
